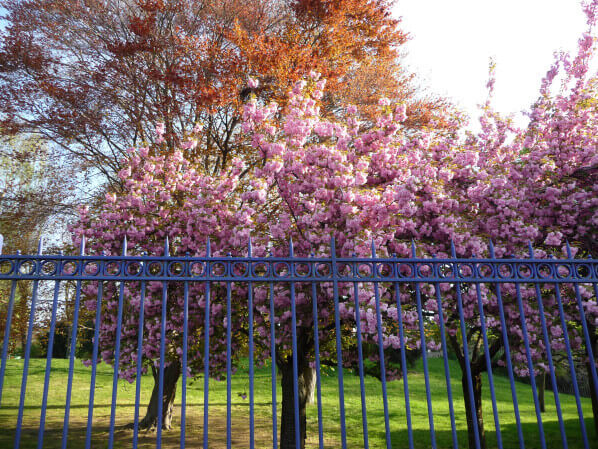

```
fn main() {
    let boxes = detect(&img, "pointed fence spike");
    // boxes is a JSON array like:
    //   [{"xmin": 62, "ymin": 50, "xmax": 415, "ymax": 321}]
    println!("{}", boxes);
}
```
[
  {"xmin": 330, "ymin": 236, "xmax": 336, "ymax": 257},
  {"xmin": 528, "ymin": 241, "xmax": 535, "ymax": 258},
  {"xmin": 411, "ymin": 240, "xmax": 417, "ymax": 258},
  {"xmin": 488, "ymin": 239, "xmax": 495, "ymax": 258},
  {"xmin": 164, "ymin": 236, "xmax": 170, "ymax": 257},
  {"xmin": 38, "ymin": 237, "xmax": 44, "ymax": 255},
  {"xmin": 289, "ymin": 237, "xmax": 294, "ymax": 258},
  {"xmin": 122, "ymin": 236, "xmax": 128, "ymax": 256},
  {"xmin": 450, "ymin": 239, "xmax": 457, "ymax": 258},
  {"xmin": 565, "ymin": 240, "xmax": 573, "ymax": 259},
  {"xmin": 371, "ymin": 239, "xmax": 377, "ymax": 257},
  {"xmin": 0, "ymin": 233, "xmax": 3, "ymax": 255},
  {"xmin": 206, "ymin": 238, "xmax": 211, "ymax": 257},
  {"xmin": 78, "ymin": 236, "xmax": 85, "ymax": 255},
  {"xmin": 248, "ymin": 237, "xmax": 253, "ymax": 257}
]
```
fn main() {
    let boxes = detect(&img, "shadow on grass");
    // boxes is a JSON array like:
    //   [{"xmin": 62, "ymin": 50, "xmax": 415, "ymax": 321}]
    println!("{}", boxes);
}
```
[
  {"xmin": 383, "ymin": 419, "xmax": 598, "ymax": 449},
  {"xmin": 1, "ymin": 411, "xmax": 595, "ymax": 448}
]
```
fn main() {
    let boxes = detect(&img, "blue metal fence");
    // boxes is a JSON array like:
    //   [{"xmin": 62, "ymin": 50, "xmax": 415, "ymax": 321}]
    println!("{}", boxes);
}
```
[{"xmin": 0, "ymin": 237, "xmax": 597, "ymax": 449}]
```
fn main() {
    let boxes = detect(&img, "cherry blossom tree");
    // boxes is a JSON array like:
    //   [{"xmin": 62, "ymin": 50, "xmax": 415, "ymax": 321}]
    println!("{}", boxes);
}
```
[{"xmin": 72, "ymin": 3, "xmax": 598, "ymax": 445}]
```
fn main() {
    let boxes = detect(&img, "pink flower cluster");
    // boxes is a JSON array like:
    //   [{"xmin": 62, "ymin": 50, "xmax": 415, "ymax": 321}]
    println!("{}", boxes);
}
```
[{"xmin": 73, "ymin": 4, "xmax": 598, "ymax": 382}]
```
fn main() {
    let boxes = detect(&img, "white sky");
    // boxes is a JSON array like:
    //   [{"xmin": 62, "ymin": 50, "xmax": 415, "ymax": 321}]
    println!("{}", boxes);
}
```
[{"xmin": 394, "ymin": 0, "xmax": 588, "ymax": 129}]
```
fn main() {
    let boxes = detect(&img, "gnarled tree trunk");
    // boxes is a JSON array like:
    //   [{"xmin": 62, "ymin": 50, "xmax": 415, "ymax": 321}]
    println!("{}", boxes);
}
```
[
  {"xmin": 462, "ymin": 371, "xmax": 487, "ymax": 449},
  {"xmin": 586, "ymin": 324, "xmax": 598, "ymax": 437},
  {"xmin": 136, "ymin": 362, "xmax": 181, "ymax": 430},
  {"xmin": 279, "ymin": 360, "xmax": 312, "ymax": 449}
]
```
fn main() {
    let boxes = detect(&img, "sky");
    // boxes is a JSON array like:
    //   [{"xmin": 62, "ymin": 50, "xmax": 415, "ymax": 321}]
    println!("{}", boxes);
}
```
[{"xmin": 394, "ymin": 0, "xmax": 588, "ymax": 129}]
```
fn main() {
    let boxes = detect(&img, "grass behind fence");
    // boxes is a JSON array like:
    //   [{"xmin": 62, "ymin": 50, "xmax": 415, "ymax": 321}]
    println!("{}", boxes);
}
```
[{"xmin": 0, "ymin": 357, "xmax": 595, "ymax": 448}]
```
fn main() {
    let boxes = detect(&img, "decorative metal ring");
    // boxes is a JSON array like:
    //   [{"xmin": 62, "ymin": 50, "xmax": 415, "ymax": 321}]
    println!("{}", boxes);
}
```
[
  {"xmin": 61, "ymin": 260, "xmax": 79, "ymax": 276},
  {"xmin": 575, "ymin": 263, "xmax": 591, "ymax": 279},
  {"xmin": 126, "ymin": 261, "xmax": 143, "ymax": 276},
  {"xmin": 19, "ymin": 259, "xmax": 36, "ymax": 275},
  {"xmin": 315, "ymin": 262, "xmax": 332, "ymax": 278},
  {"xmin": 250, "ymin": 261, "xmax": 270, "ymax": 277},
  {"xmin": 376, "ymin": 262, "xmax": 394, "ymax": 278},
  {"xmin": 457, "ymin": 263, "xmax": 475, "ymax": 279},
  {"xmin": 555, "ymin": 264, "xmax": 572, "ymax": 280},
  {"xmin": 273, "ymin": 262, "xmax": 290, "ymax": 277},
  {"xmin": 516, "ymin": 263, "xmax": 533, "ymax": 279},
  {"xmin": 84, "ymin": 261, "xmax": 100, "ymax": 276},
  {"xmin": 437, "ymin": 263, "xmax": 453, "ymax": 279},
  {"xmin": 293, "ymin": 262, "xmax": 311, "ymax": 278},
  {"xmin": 497, "ymin": 263, "xmax": 514, "ymax": 279},
  {"xmin": 0, "ymin": 260, "xmax": 14, "ymax": 275},
  {"xmin": 232, "ymin": 261, "xmax": 249, "ymax": 277},
  {"xmin": 537, "ymin": 263, "xmax": 554, "ymax": 279},
  {"xmin": 41, "ymin": 260, "xmax": 58, "ymax": 276},
  {"xmin": 190, "ymin": 262, "xmax": 206, "ymax": 277},
  {"xmin": 475, "ymin": 263, "xmax": 495, "ymax": 279},
  {"xmin": 167, "ymin": 261, "xmax": 185, "ymax": 277},
  {"xmin": 145, "ymin": 261, "xmax": 163, "ymax": 277},
  {"xmin": 357, "ymin": 263, "xmax": 373, "ymax": 278},
  {"xmin": 210, "ymin": 262, "xmax": 227, "ymax": 277},
  {"xmin": 336, "ymin": 262, "xmax": 353, "ymax": 278}
]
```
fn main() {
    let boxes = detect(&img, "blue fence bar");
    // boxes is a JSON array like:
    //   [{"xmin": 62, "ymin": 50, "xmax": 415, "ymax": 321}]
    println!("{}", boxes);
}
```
[
  {"xmin": 62, "ymin": 239, "xmax": 86, "ymax": 449},
  {"xmin": 489, "ymin": 241, "xmax": 525, "ymax": 449},
  {"xmin": 310, "ymin": 277, "xmax": 324, "ymax": 449},
  {"xmin": 107, "ymin": 239, "xmax": 127, "ymax": 449},
  {"xmin": 202, "ymin": 239, "xmax": 211, "ymax": 449},
  {"xmin": 394, "ymin": 281, "xmax": 414, "ymax": 449},
  {"xmin": 0, "ymin": 239, "xmax": 596, "ymax": 449},
  {"xmin": 352, "ymin": 276, "xmax": 369, "ymax": 449},
  {"xmin": 330, "ymin": 237, "xmax": 348, "ymax": 449},
  {"xmin": 413, "ymin": 242, "xmax": 437, "ymax": 449},
  {"xmin": 248, "ymin": 240, "xmax": 256, "ymax": 449},
  {"xmin": 86, "ymin": 280, "xmax": 104, "ymax": 449},
  {"xmin": 553, "ymin": 283, "xmax": 590, "ymax": 449},
  {"xmin": 180, "ymin": 279, "xmax": 189, "ymax": 449},
  {"xmin": 14, "ymin": 239, "xmax": 43, "ymax": 449},
  {"xmin": 37, "ymin": 278, "xmax": 61, "ymax": 449},
  {"xmin": 473, "ymin": 280, "xmax": 502, "ymax": 449},
  {"xmin": 132, "ymin": 279, "xmax": 145, "ymax": 449},
  {"xmin": 528, "ymin": 245, "xmax": 568, "ymax": 449}
]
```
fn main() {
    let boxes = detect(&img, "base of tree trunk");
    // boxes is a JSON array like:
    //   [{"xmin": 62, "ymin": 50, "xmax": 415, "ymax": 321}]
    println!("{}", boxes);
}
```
[
  {"xmin": 537, "ymin": 373, "xmax": 545, "ymax": 413},
  {"xmin": 462, "ymin": 371, "xmax": 487, "ymax": 449},
  {"xmin": 587, "ymin": 326, "xmax": 598, "ymax": 437},
  {"xmin": 279, "ymin": 360, "xmax": 312, "ymax": 449},
  {"xmin": 125, "ymin": 362, "xmax": 181, "ymax": 431}
]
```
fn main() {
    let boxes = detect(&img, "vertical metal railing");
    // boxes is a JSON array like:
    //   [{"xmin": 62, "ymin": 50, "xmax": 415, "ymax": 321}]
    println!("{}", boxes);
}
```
[{"xmin": 0, "ymin": 239, "xmax": 596, "ymax": 449}]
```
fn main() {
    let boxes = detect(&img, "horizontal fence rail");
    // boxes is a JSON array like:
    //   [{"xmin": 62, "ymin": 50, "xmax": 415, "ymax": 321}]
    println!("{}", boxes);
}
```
[{"xmin": 0, "ymin": 238, "xmax": 597, "ymax": 449}]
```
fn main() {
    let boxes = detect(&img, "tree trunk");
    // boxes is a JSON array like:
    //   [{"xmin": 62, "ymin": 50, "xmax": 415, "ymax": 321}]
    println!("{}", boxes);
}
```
[
  {"xmin": 304, "ymin": 366, "xmax": 316, "ymax": 404},
  {"xmin": 586, "ymin": 324, "xmax": 598, "ymax": 437},
  {"xmin": 537, "ymin": 372, "xmax": 545, "ymax": 412},
  {"xmin": 136, "ymin": 362, "xmax": 181, "ymax": 430},
  {"xmin": 279, "ymin": 360, "xmax": 311, "ymax": 449},
  {"xmin": 462, "ymin": 371, "xmax": 486, "ymax": 449}
]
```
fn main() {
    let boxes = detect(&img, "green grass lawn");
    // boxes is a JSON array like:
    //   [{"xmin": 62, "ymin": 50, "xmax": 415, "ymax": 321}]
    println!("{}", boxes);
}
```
[{"xmin": 0, "ymin": 356, "xmax": 595, "ymax": 448}]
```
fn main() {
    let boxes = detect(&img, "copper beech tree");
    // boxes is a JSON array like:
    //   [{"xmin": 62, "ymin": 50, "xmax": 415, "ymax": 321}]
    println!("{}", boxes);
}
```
[{"xmin": 0, "ymin": 0, "xmax": 452, "ymax": 185}]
